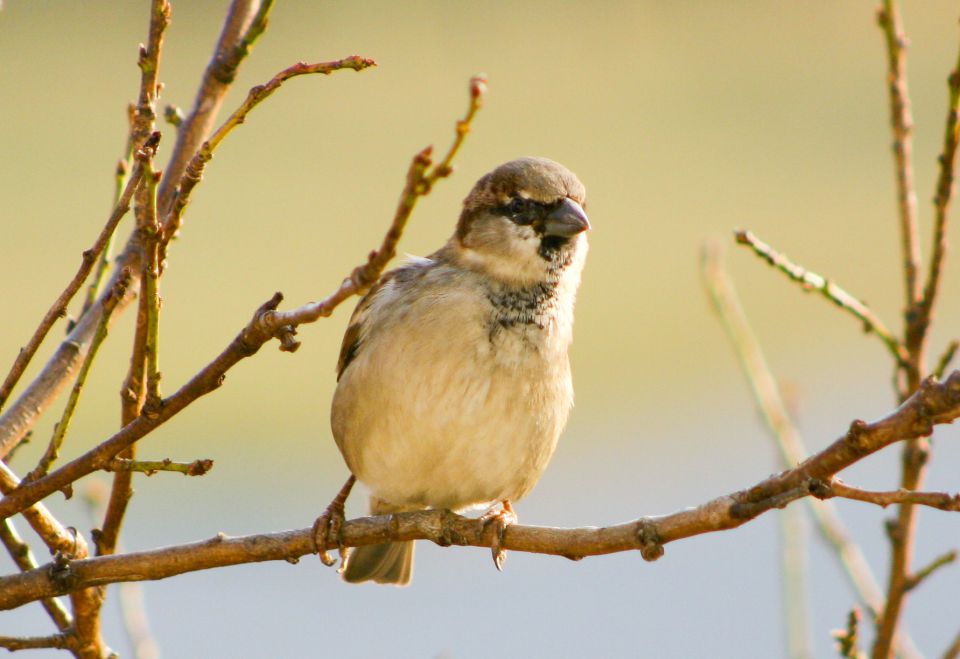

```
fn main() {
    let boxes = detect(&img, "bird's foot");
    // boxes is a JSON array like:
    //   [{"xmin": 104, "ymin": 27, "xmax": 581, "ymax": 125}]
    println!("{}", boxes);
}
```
[
  {"xmin": 312, "ymin": 475, "xmax": 356, "ymax": 568},
  {"xmin": 480, "ymin": 500, "xmax": 517, "ymax": 571}
]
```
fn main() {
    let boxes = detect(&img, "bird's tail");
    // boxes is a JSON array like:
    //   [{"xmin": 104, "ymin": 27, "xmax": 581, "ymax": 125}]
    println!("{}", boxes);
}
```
[{"xmin": 341, "ymin": 497, "xmax": 415, "ymax": 586}]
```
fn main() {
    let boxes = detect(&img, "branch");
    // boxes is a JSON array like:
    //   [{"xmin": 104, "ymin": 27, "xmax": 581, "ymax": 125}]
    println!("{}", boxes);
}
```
[
  {"xmin": 903, "ymin": 550, "xmax": 956, "ymax": 592},
  {"xmin": 812, "ymin": 479, "xmax": 960, "ymax": 511},
  {"xmin": 0, "ymin": 635, "xmax": 70, "ymax": 652},
  {"xmin": 104, "ymin": 458, "xmax": 213, "ymax": 476},
  {"xmin": 935, "ymin": 340, "xmax": 959, "ymax": 380},
  {"xmin": 915, "ymin": 36, "xmax": 960, "ymax": 352},
  {"xmin": 734, "ymin": 229, "xmax": 909, "ymax": 366},
  {"xmin": 76, "ymin": 158, "xmax": 131, "ymax": 324},
  {"xmin": 877, "ymin": 0, "xmax": 921, "ymax": 310},
  {"xmin": 160, "ymin": 55, "xmax": 377, "ymax": 265},
  {"xmin": 3, "ymin": 372, "xmax": 960, "ymax": 609}
]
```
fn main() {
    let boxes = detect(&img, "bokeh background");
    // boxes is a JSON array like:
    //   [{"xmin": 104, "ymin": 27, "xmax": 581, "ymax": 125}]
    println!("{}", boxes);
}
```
[{"xmin": 2, "ymin": 2, "xmax": 960, "ymax": 657}]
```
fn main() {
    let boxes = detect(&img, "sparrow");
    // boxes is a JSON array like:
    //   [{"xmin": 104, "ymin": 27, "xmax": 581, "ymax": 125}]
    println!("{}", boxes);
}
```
[{"xmin": 329, "ymin": 156, "xmax": 590, "ymax": 585}]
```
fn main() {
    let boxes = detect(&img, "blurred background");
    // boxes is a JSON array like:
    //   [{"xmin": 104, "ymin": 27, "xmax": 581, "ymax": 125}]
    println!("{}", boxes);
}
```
[{"xmin": 2, "ymin": 1, "xmax": 960, "ymax": 657}]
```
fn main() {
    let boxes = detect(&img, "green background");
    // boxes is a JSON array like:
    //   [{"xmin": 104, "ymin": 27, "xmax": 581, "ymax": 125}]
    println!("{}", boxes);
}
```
[{"xmin": 2, "ymin": 2, "xmax": 959, "ymax": 656}]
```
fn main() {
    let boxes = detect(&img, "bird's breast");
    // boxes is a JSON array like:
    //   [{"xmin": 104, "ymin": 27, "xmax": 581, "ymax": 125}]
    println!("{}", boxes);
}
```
[{"xmin": 331, "ymin": 278, "xmax": 574, "ymax": 511}]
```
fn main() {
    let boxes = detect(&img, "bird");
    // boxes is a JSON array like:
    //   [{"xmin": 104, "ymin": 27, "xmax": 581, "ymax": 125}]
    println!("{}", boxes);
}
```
[{"xmin": 327, "ymin": 156, "xmax": 590, "ymax": 585}]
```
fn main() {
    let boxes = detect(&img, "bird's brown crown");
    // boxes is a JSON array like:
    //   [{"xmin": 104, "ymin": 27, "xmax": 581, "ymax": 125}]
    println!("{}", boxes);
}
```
[{"xmin": 456, "ymin": 157, "xmax": 586, "ymax": 239}]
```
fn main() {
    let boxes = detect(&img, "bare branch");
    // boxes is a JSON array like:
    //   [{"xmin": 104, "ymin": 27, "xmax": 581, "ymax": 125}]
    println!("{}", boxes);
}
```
[
  {"xmin": 104, "ymin": 458, "xmax": 213, "ymax": 476},
  {"xmin": 734, "ymin": 229, "xmax": 909, "ymax": 366},
  {"xmin": 2, "ymin": 372, "xmax": 960, "ymax": 609},
  {"xmin": 935, "ymin": 340, "xmax": 960, "ymax": 380},
  {"xmin": 812, "ymin": 479, "xmax": 960, "ymax": 512},
  {"xmin": 904, "ymin": 549, "xmax": 956, "ymax": 592},
  {"xmin": 877, "ymin": 0, "xmax": 921, "ymax": 311},
  {"xmin": 916, "ymin": 37, "xmax": 960, "ymax": 354},
  {"xmin": 0, "ymin": 634, "xmax": 71, "ymax": 652}
]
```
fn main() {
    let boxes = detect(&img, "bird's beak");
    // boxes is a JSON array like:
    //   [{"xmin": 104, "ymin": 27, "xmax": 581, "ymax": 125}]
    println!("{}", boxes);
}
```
[{"xmin": 543, "ymin": 198, "xmax": 590, "ymax": 237}]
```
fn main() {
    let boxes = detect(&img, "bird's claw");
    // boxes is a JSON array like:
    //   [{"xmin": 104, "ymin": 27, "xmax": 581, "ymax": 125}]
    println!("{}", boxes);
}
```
[
  {"xmin": 312, "ymin": 475, "xmax": 357, "ymax": 568},
  {"xmin": 480, "ymin": 501, "xmax": 517, "ymax": 571},
  {"xmin": 312, "ymin": 504, "xmax": 346, "ymax": 567}
]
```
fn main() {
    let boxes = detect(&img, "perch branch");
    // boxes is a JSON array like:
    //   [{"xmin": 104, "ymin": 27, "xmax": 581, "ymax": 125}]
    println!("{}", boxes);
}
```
[
  {"xmin": 734, "ymin": 230, "xmax": 908, "ymax": 366},
  {"xmin": 1, "ymin": 371, "xmax": 959, "ymax": 609}
]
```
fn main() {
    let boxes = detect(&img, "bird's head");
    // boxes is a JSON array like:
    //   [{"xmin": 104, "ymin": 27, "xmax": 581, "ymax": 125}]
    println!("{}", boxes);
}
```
[{"xmin": 450, "ymin": 157, "xmax": 590, "ymax": 287}]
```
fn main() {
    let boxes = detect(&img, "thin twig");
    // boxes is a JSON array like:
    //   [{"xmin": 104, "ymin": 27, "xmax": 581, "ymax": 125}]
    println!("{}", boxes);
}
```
[
  {"xmin": 160, "ymin": 55, "xmax": 377, "ymax": 266},
  {"xmin": 813, "ymin": 479, "xmax": 960, "ymax": 511},
  {"xmin": 935, "ymin": 340, "xmax": 960, "ymax": 380},
  {"xmin": 104, "ymin": 458, "xmax": 213, "ymax": 476},
  {"xmin": 877, "ymin": 0, "xmax": 921, "ymax": 312},
  {"xmin": 76, "ymin": 159, "xmax": 131, "ymax": 326},
  {"xmin": 915, "ymin": 38, "xmax": 960, "ymax": 353},
  {"xmin": 0, "ymin": 518, "xmax": 71, "ymax": 631},
  {"xmin": 734, "ymin": 230, "xmax": 909, "ymax": 366},
  {"xmin": 903, "ymin": 550, "xmax": 957, "ymax": 591},
  {"xmin": 0, "ymin": 634, "xmax": 71, "ymax": 651}
]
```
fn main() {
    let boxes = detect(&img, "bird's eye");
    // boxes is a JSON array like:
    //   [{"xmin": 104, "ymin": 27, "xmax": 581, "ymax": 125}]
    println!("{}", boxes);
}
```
[{"xmin": 507, "ymin": 197, "xmax": 527, "ymax": 216}]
